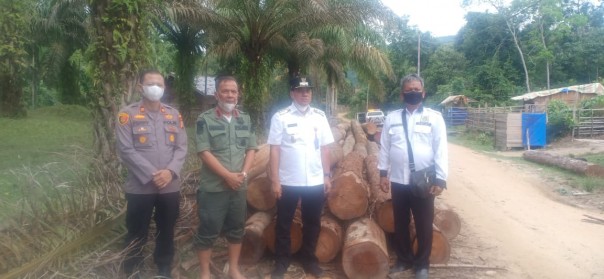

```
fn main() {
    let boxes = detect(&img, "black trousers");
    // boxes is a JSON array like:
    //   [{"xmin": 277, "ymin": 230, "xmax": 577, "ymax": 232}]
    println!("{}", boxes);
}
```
[
  {"xmin": 124, "ymin": 192, "xmax": 180, "ymax": 271},
  {"xmin": 274, "ymin": 185, "xmax": 324, "ymax": 270},
  {"xmin": 391, "ymin": 183, "xmax": 434, "ymax": 270}
]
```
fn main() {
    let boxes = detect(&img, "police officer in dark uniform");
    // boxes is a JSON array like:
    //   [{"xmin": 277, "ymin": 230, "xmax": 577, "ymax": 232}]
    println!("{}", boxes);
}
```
[
  {"xmin": 116, "ymin": 69, "xmax": 188, "ymax": 278},
  {"xmin": 194, "ymin": 76, "xmax": 257, "ymax": 279}
]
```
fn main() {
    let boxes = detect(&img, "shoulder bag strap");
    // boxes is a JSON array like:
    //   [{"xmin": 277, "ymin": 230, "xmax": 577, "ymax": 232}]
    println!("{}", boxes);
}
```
[{"xmin": 402, "ymin": 109, "xmax": 416, "ymax": 172}]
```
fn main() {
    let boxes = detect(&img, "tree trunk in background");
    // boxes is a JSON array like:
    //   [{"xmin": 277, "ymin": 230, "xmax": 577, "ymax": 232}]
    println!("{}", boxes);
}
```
[{"xmin": 88, "ymin": 0, "xmax": 149, "ymax": 179}]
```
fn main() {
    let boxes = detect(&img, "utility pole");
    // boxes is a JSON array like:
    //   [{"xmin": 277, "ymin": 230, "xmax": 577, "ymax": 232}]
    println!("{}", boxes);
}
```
[
  {"xmin": 417, "ymin": 30, "xmax": 421, "ymax": 76},
  {"xmin": 366, "ymin": 85, "xmax": 369, "ymax": 111}
]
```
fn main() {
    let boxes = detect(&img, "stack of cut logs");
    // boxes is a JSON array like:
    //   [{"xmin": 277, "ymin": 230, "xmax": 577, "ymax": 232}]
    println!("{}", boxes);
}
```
[{"xmin": 242, "ymin": 120, "xmax": 461, "ymax": 278}]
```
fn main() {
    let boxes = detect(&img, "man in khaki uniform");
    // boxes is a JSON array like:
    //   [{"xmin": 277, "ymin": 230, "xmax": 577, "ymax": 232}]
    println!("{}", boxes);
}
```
[
  {"xmin": 116, "ymin": 69, "xmax": 188, "ymax": 278},
  {"xmin": 194, "ymin": 76, "xmax": 257, "ymax": 279}
]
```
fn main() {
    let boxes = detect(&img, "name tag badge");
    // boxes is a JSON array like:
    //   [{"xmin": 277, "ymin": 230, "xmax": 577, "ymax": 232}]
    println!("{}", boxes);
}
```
[{"xmin": 414, "ymin": 124, "xmax": 432, "ymax": 133}]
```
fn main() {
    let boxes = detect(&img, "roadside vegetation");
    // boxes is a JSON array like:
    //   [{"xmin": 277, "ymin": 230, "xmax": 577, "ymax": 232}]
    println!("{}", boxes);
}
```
[{"xmin": 449, "ymin": 126, "xmax": 604, "ymax": 193}]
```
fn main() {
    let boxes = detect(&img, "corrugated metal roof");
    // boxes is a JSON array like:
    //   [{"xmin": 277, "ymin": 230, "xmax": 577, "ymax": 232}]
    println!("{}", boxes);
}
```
[
  {"xmin": 440, "ymin": 95, "xmax": 476, "ymax": 106},
  {"xmin": 511, "ymin": 83, "xmax": 604, "ymax": 101}
]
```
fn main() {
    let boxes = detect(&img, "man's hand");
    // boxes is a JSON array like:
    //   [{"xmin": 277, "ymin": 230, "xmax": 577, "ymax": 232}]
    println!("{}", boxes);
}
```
[
  {"xmin": 272, "ymin": 181, "xmax": 282, "ymax": 200},
  {"xmin": 379, "ymin": 177, "xmax": 390, "ymax": 193},
  {"xmin": 324, "ymin": 177, "xmax": 332, "ymax": 196},
  {"xmin": 224, "ymin": 172, "xmax": 244, "ymax": 190},
  {"xmin": 429, "ymin": 185, "xmax": 444, "ymax": 196},
  {"xmin": 152, "ymin": 169, "xmax": 173, "ymax": 189}
]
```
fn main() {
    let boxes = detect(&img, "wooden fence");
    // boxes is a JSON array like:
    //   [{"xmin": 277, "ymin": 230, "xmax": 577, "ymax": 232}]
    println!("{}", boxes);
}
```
[
  {"xmin": 466, "ymin": 106, "xmax": 524, "ymax": 132},
  {"xmin": 573, "ymin": 108, "xmax": 604, "ymax": 138}
]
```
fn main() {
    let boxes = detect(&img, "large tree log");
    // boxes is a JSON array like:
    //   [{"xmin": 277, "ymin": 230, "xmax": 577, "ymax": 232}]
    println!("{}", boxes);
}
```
[
  {"xmin": 333, "ymin": 151, "xmax": 365, "ymax": 178},
  {"xmin": 240, "ymin": 211, "xmax": 272, "ymax": 264},
  {"xmin": 332, "ymin": 126, "xmax": 346, "ymax": 143},
  {"xmin": 248, "ymin": 144, "xmax": 270, "ymax": 180},
  {"xmin": 342, "ymin": 218, "xmax": 389, "ymax": 279},
  {"xmin": 351, "ymin": 120, "xmax": 368, "ymax": 145},
  {"xmin": 247, "ymin": 176, "xmax": 276, "ymax": 211},
  {"xmin": 375, "ymin": 199, "xmax": 394, "ymax": 233},
  {"xmin": 412, "ymin": 224, "xmax": 451, "ymax": 264},
  {"xmin": 328, "ymin": 143, "xmax": 344, "ymax": 168},
  {"xmin": 336, "ymin": 121, "xmax": 351, "ymax": 135},
  {"xmin": 264, "ymin": 208, "xmax": 303, "ymax": 254},
  {"xmin": 353, "ymin": 142, "xmax": 368, "ymax": 158},
  {"xmin": 365, "ymin": 142, "xmax": 389, "ymax": 205},
  {"xmin": 362, "ymin": 122, "xmax": 378, "ymax": 137},
  {"xmin": 328, "ymin": 171, "xmax": 369, "ymax": 221},
  {"xmin": 523, "ymin": 150, "xmax": 604, "ymax": 177},
  {"xmin": 433, "ymin": 202, "xmax": 461, "ymax": 240},
  {"xmin": 342, "ymin": 133, "xmax": 355, "ymax": 156},
  {"xmin": 315, "ymin": 214, "xmax": 343, "ymax": 263}
]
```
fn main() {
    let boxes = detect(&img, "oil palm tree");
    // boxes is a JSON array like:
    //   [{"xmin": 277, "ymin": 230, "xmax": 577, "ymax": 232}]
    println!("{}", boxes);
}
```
[{"xmin": 209, "ymin": 0, "xmax": 394, "ymax": 131}]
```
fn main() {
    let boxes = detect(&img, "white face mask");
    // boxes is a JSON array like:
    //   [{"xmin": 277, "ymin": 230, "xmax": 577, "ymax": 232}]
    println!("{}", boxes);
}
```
[
  {"xmin": 218, "ymin": 101, "xmax": 237, "ymax": 113},
  {"xmin": 142, "ymin": 85, "xmax": 164, "ymax": 101},
  {"xmin": 293, "ymin": 102, "xmax": 309, "ymax": 113}
]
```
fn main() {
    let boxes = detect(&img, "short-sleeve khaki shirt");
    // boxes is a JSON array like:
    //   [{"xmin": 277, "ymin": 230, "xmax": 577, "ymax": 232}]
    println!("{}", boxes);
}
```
[{"xmin": 195, "ymin": 108, "xmax": 258, "ymax": 192}]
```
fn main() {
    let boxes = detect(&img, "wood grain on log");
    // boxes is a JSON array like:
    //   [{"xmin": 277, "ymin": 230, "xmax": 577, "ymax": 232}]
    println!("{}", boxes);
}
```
[
  {"xmin": 240, "ymin": 211, "xmax": 272, "ymax": 264},
  {"xmin": 328, "ymin": 171, "xmax": 369, "ymax": 221},
  {"xmin": 412, "ymin": 224, "xmax": 451, "ymax": 264},
  {"xmin": 264, "ymin": 208, "xmax": 303, "ymax": 254},
  {"xmin": 248, "ymin": 144, "xmax": 269, "ymax": 180},
  {"xmin": 315, "ymin": 214, "xmax": 343, "ymax": 263},
  {"xmin": 434, "ymin": 208, "xmax": 461, "ymax": 240},
  {"xmin": 342, "ymin": 218, "xmax": 389, "ymax": 279},
  {"xmin": 375, "ymin": 199, "xmax": 394, "ymax": 233},
  {"xmin": 246, "ymin": 176, "xmax": 276, "ymax": 211},
  {"xmin": 342, "ymin": 133, "xmax": 355, "ymax": 156}
]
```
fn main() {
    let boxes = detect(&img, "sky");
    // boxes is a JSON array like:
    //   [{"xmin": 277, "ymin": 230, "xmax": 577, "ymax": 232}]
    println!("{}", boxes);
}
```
[{"xmin": 381, "ymin": 0, "xmax": 480, "ymax": 37}]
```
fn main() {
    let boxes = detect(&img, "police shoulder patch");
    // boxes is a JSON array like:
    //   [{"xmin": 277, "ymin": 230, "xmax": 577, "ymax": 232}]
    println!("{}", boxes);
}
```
[
  {"xmin": 313, "ymin": 108, "xmax": 325, "ymax": 117},
  {"xmin": 278, "ymin": 108, "xmax": 291, "ymax": 115},
  {"xmin": 118, "ymin": 112, "xmax": 129, "ymax": 125}
]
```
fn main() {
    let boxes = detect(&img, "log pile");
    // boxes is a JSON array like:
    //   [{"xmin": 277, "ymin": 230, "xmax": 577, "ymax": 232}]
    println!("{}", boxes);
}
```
[{"xmin": 237, "ymin": 119, "xmax": 462, "ymax": 278}]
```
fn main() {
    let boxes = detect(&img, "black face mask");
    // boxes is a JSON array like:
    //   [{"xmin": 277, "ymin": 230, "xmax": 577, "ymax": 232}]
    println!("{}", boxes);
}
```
[{"xmin": 403, "ymin": 91, "xmax": 423, "ymax": 105}]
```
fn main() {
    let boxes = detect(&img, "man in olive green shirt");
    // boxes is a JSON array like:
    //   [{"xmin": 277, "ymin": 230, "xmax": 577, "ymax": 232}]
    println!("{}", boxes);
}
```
[{"xmin": 194, "ymin": 76, "xmax": 257, "ymax": 279}]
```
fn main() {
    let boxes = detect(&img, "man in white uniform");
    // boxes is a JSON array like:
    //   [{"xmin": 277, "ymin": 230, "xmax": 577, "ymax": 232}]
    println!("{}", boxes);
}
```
[
  {"xmin": 378, "ymin": 74, "xmax": 448, "ymax": 279},
  {"xmin": 267, "ymin": 77, "xmax": 334, "ymax": 279}
]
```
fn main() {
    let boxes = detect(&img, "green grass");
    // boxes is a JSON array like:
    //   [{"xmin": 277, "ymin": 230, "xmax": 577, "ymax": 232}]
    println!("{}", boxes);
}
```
[
  {"xmin": 0, "ymin": 105, "xmax": 92, "ymax": 202},
  {"xmin": 448, "ymin": 127, "xmax": 496, "ymax": 152}
]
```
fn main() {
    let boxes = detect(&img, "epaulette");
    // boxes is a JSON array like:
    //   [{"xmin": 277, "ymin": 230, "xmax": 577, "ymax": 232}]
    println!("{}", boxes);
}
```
[
  {"xmin": 278, "ymin": 108, "xmax": 291, "ymax": 115},
  {"xmin": 236, "ymin": 109, "xmax": 248, "ymax": 115},
  {"xmin": 312, "ymin": 108, "xmax": 325, "ymax": 117},
  {"xmin": 425, "ymin": 107, "xmax": 442, "ymax": 116}
]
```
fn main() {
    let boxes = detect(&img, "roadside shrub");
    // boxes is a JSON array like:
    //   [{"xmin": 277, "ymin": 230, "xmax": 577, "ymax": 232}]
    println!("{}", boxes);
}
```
[{"xmin": 547, "ymin": 100, "xmax": 574, "ymax": 141}]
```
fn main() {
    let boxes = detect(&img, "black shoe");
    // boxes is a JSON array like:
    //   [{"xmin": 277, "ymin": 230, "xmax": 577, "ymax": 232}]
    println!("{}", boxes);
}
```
[
  {"xmin": 303, "ymin": 262, "xmax": 323, "ymax": 277},
  {"xmin": 415, "ymin": 268, "xmax": 429, "ymax": 279},
  {"xmin": 271, "ymin": 266, "xmax": 287, "ymax": 279},
  {"xmin": 389, "ymin": 262, "xmax": 412, "ymax": 274},
  {"xmin": 156, "ymin": 265, "xmax": 171, "ymax": 278}
]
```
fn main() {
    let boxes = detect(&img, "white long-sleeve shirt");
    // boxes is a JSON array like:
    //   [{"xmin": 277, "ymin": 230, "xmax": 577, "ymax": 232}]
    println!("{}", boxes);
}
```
[{"xmin": 378, "ymin": 106, "xmax": 448, "ymax": 187}]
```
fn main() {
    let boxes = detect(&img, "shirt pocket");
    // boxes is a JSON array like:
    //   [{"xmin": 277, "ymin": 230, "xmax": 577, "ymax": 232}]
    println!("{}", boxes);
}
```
[
  {"xmin": 235, "ymin": 130, "xmax": 250, "ymax": 149},
  {"xmin": 164, "ymin": 125, "xmax": 179, "ymax": 146},
  {"xmin": 285, "ymin": 126, "xmax": 300, "ymax": 144},
  {"xmin": 133, "ymin": 124, "xmax": 153, "ymax": 149},
  {"xmin": 208, "ymin": 129, "xmax": 228, "ymax": 150},
  {"xmin": 388, "ymin": 125, "xmax": 406, "ymax": 143}
]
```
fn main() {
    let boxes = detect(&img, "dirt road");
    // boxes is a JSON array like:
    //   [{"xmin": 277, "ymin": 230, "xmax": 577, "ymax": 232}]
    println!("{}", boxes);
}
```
[{"xmin": 440, "ymin": 143, "xmax": 604, "ymax": 279}]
